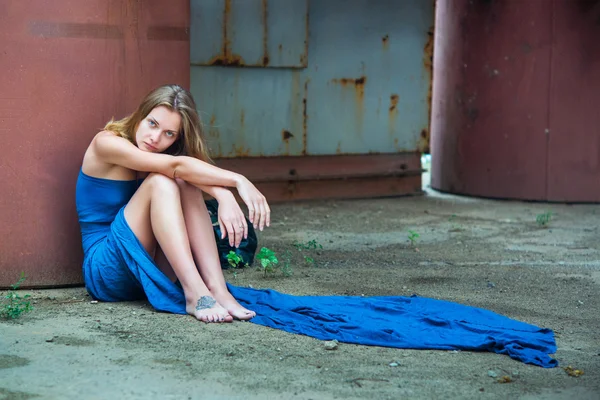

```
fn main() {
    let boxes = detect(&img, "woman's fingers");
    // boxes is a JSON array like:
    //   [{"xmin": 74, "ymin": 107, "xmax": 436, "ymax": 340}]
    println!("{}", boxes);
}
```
[
  {"xmin": 248, "ymin": 207, "xmax": 255, "ymax": 226},
  {"xmin": 226, "ymin": 221, "xmax": 235, "ymax": 247}
]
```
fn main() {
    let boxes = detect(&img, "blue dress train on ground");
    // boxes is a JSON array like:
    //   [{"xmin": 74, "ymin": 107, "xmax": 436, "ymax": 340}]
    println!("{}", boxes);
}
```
[{"xmin": 75, "ymin": 169, "xmax": 558, "ymax": 368}]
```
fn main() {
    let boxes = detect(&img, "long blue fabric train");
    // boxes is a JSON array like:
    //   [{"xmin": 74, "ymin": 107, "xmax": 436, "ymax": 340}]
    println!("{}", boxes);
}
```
[{"xmin": 76, "ymin": 169, "xmax": 558, "ymax": 368}]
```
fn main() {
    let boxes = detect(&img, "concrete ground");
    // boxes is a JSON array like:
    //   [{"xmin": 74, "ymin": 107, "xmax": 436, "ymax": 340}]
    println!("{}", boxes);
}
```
[{"xmin": 1, "ymin": 166, "xmax": 599, "ymax": 400}]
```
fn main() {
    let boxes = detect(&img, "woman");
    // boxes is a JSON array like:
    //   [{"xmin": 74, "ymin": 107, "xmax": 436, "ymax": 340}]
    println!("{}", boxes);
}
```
[{"xmin": 75, "ymin": 84, "xmax": 270, "ymax": 323}]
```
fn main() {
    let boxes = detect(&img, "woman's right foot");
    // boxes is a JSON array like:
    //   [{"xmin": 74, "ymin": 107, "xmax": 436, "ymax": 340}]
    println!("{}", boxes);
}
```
[{"xmin": 186, "ymin": 295, "xmax": 233, "ymax": 323}]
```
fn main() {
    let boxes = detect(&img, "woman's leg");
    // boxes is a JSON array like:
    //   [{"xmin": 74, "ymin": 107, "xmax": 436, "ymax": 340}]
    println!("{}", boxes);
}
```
[
  {"xmin": 123, "ymin": 173, "xmax": 233, "ymax": 323},
  {"xmin": 175, "ymin": 179, "xmax": 255, "ymax": 320}
]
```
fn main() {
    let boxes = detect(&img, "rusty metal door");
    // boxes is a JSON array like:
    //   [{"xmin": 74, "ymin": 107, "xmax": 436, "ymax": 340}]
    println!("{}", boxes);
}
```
[{"xmin": 190, "ymin": 0, "xmax": 434, "ymax": 201}]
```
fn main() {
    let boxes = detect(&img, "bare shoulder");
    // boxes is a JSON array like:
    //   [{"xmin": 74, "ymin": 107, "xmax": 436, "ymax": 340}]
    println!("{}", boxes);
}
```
[
  {"xmin": 83, "ymin": 131, "xmax": 137, "ymax": 180},
  {"xmin": 93, "ymin": 130, "xmax": 128, "ymax": 145}
]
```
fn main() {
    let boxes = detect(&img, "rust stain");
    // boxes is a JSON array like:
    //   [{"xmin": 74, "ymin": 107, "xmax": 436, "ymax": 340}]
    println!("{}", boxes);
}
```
[
  {"xmin": 417, "ymin": 128, "xmax": 429, "ymax": 152},
  {"xmin": 261, "ymin": 0, "xmax": 270, "ymax": 66},
  {"xmin": 336, "ymin": 141, "xmax": 342, "ymax": 154},
  {"xmin": 331, "ymin": 76, "xmax": 367, "ymax": 101},
  {"xmin": 389, "ymin": 94, "xmax": 399, "ymax": 137},
  {"xmin": 223, "ymin": 0, "xmax": 231, "ymax": 58},
  {"xmin": 240, "ymin": 110, "xmax": 245, "ymax": 127},
  {"xmin": 302, "ymin": 80, "xmax": 308, "ymax": 155},
  {"xmin": 209, "ymin": 114, "xmax": 216, "ymax": 125},
  {"xmin": 282, "ymin": 130, "xmax": 293, "ymax": 156},
  {"xmin": 382, "ymin": 34, "xmax": 389, "ymax": 49},
  {"xmin": 209, "ymin": 0, "xmax": 246, "ymax": 66},
  {"xmin": 422, "ymin": 17, "xmax": 434, "ymax": 153},
  {"xmin": 389, "ymin": 94, "xmax": 399, "ymax": 112},
  {"xmin": 300, "ymin": 6, "xmax": 309, "ymax": 66},
  {"xmin": 230, "ymin": 144, "xmax": 251, "ymax": 158},
  {"xmin": 282, "ymin": 130, "xmax": 293, "ymax": 141},
  {"xmin": 332, "ymin": 76, "xmax": 366, "ymax": 131}
]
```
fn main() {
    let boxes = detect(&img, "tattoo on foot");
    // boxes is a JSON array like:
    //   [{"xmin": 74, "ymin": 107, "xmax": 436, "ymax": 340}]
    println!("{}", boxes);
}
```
[{"xmin": 196, "ymin": 296, "xmax": 217, "ymax": 311}]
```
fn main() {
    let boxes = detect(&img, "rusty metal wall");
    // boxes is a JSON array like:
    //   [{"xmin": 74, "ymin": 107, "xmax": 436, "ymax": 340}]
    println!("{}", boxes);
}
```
[
  {"xmin": 190, "ymin": 0, "xmax": 433, "ymax": 160},
  {"xmin": 431, "ymin": 0, "xmax": 600, "ymax": 202},
  {"xmin": 0, "ymin": 0, "xmax": 190, "ymax": 288}
]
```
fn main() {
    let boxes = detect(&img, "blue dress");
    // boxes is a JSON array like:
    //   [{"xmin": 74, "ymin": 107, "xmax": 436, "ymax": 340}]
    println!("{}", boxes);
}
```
[
  {"xmin": 75, "ymin": 169, "xmax": 187, "ymax": 313},
  {"xmin": 75, "ymin": 169, "xmax": 558, "ymax": 367}
]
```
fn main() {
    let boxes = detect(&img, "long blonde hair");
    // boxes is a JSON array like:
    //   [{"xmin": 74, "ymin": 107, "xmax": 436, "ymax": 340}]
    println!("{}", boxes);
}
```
[{"xmin": 104, "ymin": 84, "xmax": 212, "ymax": 163}]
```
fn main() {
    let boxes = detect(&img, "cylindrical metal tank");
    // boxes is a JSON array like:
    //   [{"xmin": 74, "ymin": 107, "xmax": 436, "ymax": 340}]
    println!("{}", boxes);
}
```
[
  {"xmin": 0, "ymin": 0, "xmax": 190, "ymax": 288},
  {"xmin": 431, "ymin": 0, "xmax": 600, "ymax": 202}
]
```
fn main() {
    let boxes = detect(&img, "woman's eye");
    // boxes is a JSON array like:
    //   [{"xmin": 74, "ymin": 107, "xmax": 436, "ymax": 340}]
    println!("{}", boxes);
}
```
[
  {"xmin": 148, "ymin": 120, "xmax": 156, "ymax": 127},
  {"xmin": 165, "ymin": 131, "xmax": 174, "ymax": 138}
]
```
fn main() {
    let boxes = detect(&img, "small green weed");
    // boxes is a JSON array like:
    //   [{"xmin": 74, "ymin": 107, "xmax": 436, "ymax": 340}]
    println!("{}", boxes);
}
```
[
  {"xmin": 293, "ymin": 239, "xmax": 323, "ymax": 251},
  {"xmin": 407, "ymin": 230, "xmax": 420, "ymax": 246},
  {"xmin": 1, "ymin": 273, "xmax": 33, "ymax": 320},
  {"xmin": 256, "ymin": 247, "xmax": 280, "ymax": 276},
  {"xmin": 536, "ymin": 211, "xmax": 553, "ymax": 227},
  {"xmin": 293, "ymin": 239, "xmax": 323, "ymax": 267},
  {"xmin": 226, "ymin": 251, "xmax": 248, "ymax": 269}
]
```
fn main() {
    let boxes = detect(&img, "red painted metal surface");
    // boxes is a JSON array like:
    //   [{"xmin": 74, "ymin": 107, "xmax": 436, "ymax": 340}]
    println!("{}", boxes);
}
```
[
  {"xmin": 0, "ymin": 0, "xmax": 190, "ymax": 288},
  {"xmin": 547, "ymin": 1, "xmax": 600, "ymax": 202},
  {"xmin": 431, "ymin": 0, "xmax": 600, "ymax": 202},
  {"xmin": 431, "ymin": 0, "xmax": 551, "ymax": 200}
]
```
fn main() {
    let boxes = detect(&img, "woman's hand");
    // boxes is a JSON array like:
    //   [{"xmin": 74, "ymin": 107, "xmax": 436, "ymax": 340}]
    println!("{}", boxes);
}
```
[
  {"xmin": 235, "ymin": 176, "xmax": 271, "ymax": 231},
  {"xmin": 216, "ymin": 191, "xmax": 248, "ymax": 248}
]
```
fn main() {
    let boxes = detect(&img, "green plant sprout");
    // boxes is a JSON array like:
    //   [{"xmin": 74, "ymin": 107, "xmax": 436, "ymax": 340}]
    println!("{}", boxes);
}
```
[
  {"xmin": 256, "ymin": 247, "xmax": 280, "ymax": 276},
  {"xmin": 407, "ymin": 230, "xmax": 420, "ymax": 246},
  {"xmin": 536, "ymin": 211, "xmax": 553, "ymax": 227},
  {"xmin": 226, "ymin": 251, "xmax": 246, "ymax": 269},
  {"xmin": 1, "ymin": 273, "xmax": 33, "ymax": 320}
]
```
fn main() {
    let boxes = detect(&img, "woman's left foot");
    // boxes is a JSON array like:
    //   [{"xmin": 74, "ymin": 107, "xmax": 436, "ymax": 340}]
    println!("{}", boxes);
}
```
[{"xmin": 212, "ymin": 290, "xmax": 256, "ymax": 320}]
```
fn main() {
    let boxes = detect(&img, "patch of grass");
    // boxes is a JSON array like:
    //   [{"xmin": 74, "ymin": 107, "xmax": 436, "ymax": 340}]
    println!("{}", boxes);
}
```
[
  {"xmin": 536, "ymin": 211, "xmax": 553, "ymax": 227},
  {"xmin": 1, "ymin": 273, "xmax": 33, "ymax": 320},
  {"xmin": 293, "ymin": 239, "xmax": 323, "ymax": 251}
]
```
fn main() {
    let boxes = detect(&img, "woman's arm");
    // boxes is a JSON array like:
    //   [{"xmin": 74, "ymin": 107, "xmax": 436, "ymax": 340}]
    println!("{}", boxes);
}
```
[
  {"xmin": 94, "ymin": 132, "xmax": 241, "ymax": 188},
  {"xmin": 94, "ymin": 132, "xmax": 270, "ymax": 229}
]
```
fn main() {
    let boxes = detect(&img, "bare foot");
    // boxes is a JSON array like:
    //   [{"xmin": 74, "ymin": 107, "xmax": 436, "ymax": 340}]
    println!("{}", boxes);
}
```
[
  {"xmin": 212, "ymin": 290, "xmax": 256, "ymax": 320},
  {"xmin": 186, "ymin": 295, "xmax": 233, "ymax": 323}
]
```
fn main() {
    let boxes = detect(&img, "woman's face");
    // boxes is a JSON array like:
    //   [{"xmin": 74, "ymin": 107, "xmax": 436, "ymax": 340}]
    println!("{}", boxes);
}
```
[{"xmin": 135, "ymin": 106, "xmax": 181, "ymax": 153}]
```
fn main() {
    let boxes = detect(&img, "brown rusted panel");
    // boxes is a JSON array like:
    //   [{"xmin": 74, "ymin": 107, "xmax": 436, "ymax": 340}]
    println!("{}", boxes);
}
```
[
  {"xmin": 254, "ymin": 175, "xmax": 423, "ymax": 203},
  {"xmin": 547, "ymin": 0, "xmax": 600, "ymax": 202},
  {"xmin": 214, "ymin": 153, "xmax": 422, "ymax": 183},
  {"xmin": 210, "ymin": 154, "xmax": 422, "ymax": 203},
  {"xmin": 430, "ymin": 0, "xmax": 551, "ymax": 200},
  {"xmin": 0, "ymin": 0, "xmax": 190, "ymax": 288}
]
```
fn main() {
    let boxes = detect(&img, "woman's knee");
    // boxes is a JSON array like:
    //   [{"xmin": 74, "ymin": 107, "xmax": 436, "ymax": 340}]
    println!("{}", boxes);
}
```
[{"xmin": 145, "ymin": 173, "xmax": 180, "ymax": 196}]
